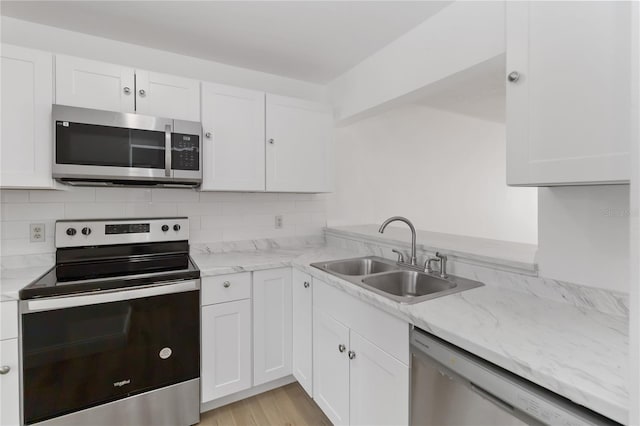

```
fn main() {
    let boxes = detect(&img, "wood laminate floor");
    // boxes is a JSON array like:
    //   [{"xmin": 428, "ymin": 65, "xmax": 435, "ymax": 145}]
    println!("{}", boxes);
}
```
[{"xmin": 198, "ymin": 383, "xmax": 332, "ymax": 426}]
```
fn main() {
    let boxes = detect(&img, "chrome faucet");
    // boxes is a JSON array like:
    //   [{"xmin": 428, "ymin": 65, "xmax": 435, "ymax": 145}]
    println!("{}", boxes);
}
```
[
  {"xmin": 378, "ymin": 216, "xmax": 417, "ymax": 266},
  {"xmin": 425, "ymin": 252, "xmax": 448, "ymax": 278}
]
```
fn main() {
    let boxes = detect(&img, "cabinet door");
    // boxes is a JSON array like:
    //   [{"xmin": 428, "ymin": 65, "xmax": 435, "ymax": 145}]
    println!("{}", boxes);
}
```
[
  {"xmin": 135, "ymin": 70, "xmax": 200, "ymax": 121},
  {"xmin": 253, "ymin": 268, "xmax": 292, "ymax": 386},
  {"xmin": 201, "ymin": 300, "xmax": 252, "ymax": 403},
  {"xmin": 349, "ymin": 331, "xmax": 409, "ymax": 426},
  {"xmin": 201, "ymin": 82, "xmax": 265, "ymax": 191},
  {"xmin": 0, "ymin": 339, "xmax": 20, "ymax": 426},
  {"xmin": 265, "ymin": 94, "xmax": 333, "ymax": 192},
  {"xmin": 1, "ymin": 45, "xmax": 54, "ymax": 188},
  {"xmin": 506, "ymin": 1, "xmax": 631, "ymax": 186},
  {"xmin": 292, "ymin": 270, "xmax": 313, "ymax": 396},
  {"xmin": 313, "ymin": 308, "xmax": 350, "ymax": 426},
  {"xmin": 55, "ymin": 55, "xmax": 135, "ymax": 113}
]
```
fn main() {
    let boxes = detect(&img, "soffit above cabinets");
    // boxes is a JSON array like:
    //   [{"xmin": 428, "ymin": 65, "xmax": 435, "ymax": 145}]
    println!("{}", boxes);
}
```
[{"xmin": 0, "ymin": 1, "xmax": 451, "ymax": 83}]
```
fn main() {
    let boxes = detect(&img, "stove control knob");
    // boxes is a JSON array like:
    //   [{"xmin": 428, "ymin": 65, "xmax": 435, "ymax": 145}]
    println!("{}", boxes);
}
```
[
  {"xmin": 66, "ymin": 228, "xmax": 77, "ymax": 236},
  {"xmin": 161, "ymin": 224, "xmax": 169, "ymax": 232},
  {"xmin": 173, "ymin": 224, "xmax": 181, "ymax": 232},
  {"xmin": 81, "ymin": 227, "xmax": 91, "ymax": 236}
]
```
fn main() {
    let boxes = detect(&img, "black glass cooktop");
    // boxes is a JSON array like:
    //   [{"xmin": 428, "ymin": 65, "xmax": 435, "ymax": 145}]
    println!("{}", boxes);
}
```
[{"xmin": 20, "ymin": 241, "xmax": 200, "ymax": 300}]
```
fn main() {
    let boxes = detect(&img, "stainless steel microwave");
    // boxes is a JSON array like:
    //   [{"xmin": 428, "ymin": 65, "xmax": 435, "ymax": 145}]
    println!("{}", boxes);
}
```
[{"xmin": 52, "ymin": 105, "xmax": 202, "ymax": 187}]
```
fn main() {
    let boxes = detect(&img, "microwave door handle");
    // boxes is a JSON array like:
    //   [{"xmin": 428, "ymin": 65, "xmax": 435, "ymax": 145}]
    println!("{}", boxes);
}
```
[{"xmin": 164, "ymin": 124, "xmax": 172, "ymax": 177}]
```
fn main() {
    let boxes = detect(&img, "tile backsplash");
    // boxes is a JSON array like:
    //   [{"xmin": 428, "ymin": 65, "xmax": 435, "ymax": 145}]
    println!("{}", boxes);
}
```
[{"xmin": 0, "ymin": 187, "xmax": 327, "ymax": 256}]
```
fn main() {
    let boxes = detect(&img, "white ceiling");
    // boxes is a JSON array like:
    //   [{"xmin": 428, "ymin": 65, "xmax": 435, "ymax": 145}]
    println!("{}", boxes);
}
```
[{"xmin": 1, "ymin": 1, "xmax": 451, "ymax": 83}]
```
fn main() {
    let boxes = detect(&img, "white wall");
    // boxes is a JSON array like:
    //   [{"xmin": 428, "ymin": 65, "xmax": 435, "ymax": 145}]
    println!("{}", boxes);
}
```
[
  {"xmin": 0, "ymin": 17, "xmax": 326, "ymax": 102},
  {"xmin": 537, "ymin": 186, "xmax": 630, "ymax": 293},
  {"xmin": 327, "ymin": 104, "xmax": 538, "ymax": 244},
  {"xmin": 0, "ymin": 188, "xmax": 327, "ymax": 257}
]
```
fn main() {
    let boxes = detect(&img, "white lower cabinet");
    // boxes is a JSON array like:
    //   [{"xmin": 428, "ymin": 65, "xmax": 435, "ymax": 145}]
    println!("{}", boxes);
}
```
[
  {"xmin": 292, "ymin": 269, "xmax": 313, "ymax": 396},
  {"xmin": 312, "ymin": 278, "xmax": 410, "ymax": 426},
  {"xmin": 253, "ymin": 268, "xmax": 292, "ymax": 386},
  {"xmin": 313, "ymin": 308, "xmax": 351, "ymax": 425},
  {"xmin": 349, "ymin": 331, "xmax": 409, "ymax": 426},
  {"xmin": 0, "ymin": 338, "xmax": 20, "ymax": 426},
  {"xmin": 201, "ymin": 299, "xmax": 252, "ymax": 403}
]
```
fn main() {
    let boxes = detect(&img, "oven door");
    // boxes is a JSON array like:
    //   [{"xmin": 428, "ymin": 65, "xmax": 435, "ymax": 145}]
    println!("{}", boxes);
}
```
[
  {"xmin": 20, "ymin": 280, "xmax": 200, "ymax": 425},
  {"xmin": 53, "ymin": 105, "xmax": 174, "ymax": 182}
]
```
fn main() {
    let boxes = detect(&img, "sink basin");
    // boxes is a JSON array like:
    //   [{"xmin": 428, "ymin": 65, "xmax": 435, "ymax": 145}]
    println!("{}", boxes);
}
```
[
  {"xmin": 317, "ymin": 258, "xmax": 398, "ymax": 276},
  {"xmin": 362, "ymin": 271, "xmax": 455, "ymax": 298}
]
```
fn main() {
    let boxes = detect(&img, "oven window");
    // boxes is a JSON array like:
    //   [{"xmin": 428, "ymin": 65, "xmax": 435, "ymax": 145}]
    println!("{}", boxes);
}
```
[
  {"xmin": 22, "ymin": 290, "xmax": 200, "ymax": 424},
  {"xmin": 56, "ymin": 122, "xmax": 166, "ymax": 169}
]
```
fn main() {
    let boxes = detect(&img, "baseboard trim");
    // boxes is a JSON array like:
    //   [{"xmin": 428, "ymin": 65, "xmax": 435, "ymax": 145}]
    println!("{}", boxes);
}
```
[{"xmin": 200, "ymin": 375, "xmax": 297, "ymax": 413}]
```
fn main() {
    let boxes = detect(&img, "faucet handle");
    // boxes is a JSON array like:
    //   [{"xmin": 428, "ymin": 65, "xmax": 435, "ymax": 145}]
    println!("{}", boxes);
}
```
[
  {"xmin": 391, "ymin": 249, "xmax": 405, "ymax": 264},
  {"xmin": 435, "ymin": 252, "xmax": 448, "ymax": 278}
]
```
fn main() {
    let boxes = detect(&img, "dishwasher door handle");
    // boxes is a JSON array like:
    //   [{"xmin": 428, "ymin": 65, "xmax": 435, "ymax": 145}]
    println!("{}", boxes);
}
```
[{"xmin": 469, "ymin": 383, "xmax": 515, "ymax": 413}]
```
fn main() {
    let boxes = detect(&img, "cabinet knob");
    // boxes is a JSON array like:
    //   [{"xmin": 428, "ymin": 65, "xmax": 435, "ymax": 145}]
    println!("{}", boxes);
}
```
[
  {"xmin": 338, "ymin": 344, "xmax": 346, "ymax": 353},
  {"xmin": 507, "ymin": 71, "xmax": 520, "ymax": 83},
  {"xmin": 268, "ymin": 138, "xmax": 275, "ymax": 145},
  {"xmin": 123, "ymin": 86, "xmax": 131, "ymax": 94},
  {"xmin": 348, "ymin": 350, "xmax": 356, "ymax": 360},
  {"xmin": 138, "ymin": 89, "xmax": 146, "ymax": 97},
  {"xmin": 223, "ymin": 281, "xmax": 231, "ymax": 288},
  {"xmin": 205, "ymin": 132, "xmax": 212, "ymax": 139},
  {"xmin": 0, "ymin": 366, "xmax": 10, "ymax": 375},
  {"xmin": 303, "ymin": 281, "xmax": 310, "ymax": 288}
]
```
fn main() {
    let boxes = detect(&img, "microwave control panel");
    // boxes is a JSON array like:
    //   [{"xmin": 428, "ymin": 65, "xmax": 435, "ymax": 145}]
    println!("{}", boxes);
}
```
[{"xmin": 172, "ymin": 133, "xmax": 200, "ymax": 171}]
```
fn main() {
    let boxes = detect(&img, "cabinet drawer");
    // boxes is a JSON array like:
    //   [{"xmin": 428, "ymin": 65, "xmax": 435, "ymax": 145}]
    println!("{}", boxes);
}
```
[
  {"xmin": 202, "ymin": 273, "xmax": 251, "ymax": 305},
  {"xmin": 0, "ymin": 301, "xmax": 18, "ymax": 341}
]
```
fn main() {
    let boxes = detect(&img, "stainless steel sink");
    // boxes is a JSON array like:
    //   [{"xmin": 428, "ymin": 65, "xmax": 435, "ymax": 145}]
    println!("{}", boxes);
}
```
[
  {"xmin": 362, "ymin": 271, "xmax": 455, "ymax": 298},
  {"xmin": 317, "ymin": 258, "xmax": 399, "ymax": 276},
  {"xmin": 311, "ymin": 256, "xmax": 483, "ymax": 304}
]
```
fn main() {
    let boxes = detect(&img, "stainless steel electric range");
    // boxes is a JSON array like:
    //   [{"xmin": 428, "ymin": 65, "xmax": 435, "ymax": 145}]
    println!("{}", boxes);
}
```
[{"xmin": 19, "ymin": 217, "xmax": 200, "ymax": 426}]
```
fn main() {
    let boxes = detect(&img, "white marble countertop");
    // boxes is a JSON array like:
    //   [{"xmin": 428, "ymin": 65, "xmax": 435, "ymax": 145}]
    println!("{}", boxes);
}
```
[
  {"xmin": 1, "ymin": 245, "xmax": 628, "ymax": 423},
  {"xmin": 194, "ymin": 245, "xmax": 627, "ymax": 424}
]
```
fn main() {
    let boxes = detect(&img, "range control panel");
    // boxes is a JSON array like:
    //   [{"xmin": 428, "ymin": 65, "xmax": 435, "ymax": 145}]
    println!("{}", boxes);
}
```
[{"xmin": 56, "ymin": 218, "xmax": 190, "ymax": 248}]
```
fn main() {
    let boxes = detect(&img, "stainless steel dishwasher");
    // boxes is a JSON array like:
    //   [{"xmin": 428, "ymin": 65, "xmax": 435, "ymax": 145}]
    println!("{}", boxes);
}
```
[{"xmin": 410, "ymin": 328, "xmax": 620, "ymax": 426}]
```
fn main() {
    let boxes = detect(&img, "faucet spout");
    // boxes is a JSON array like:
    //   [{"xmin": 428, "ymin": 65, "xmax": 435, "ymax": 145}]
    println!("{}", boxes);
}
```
[{"xmin": 378, "ymin": 216, "xmax": 417, "ymax": 266}]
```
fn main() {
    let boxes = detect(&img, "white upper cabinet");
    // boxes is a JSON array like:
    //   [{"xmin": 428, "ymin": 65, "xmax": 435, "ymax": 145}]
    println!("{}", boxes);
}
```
[
  {"xmin": 1, "ymin": 45, "xmax": 54, "ymax": 188},
  {"xmin": 252, "ymin": 268, "xmax": 292, "ymax": 386},
  {"xmin": 55, "ymin": 56, "xmax": 199, "ymax": 120},
  {"xmin": 55, "ymin": 55, "xmax": 135, "ymax": 113},
  {"xmin": 266, "ymin": 94, "xmax": 333, "ymax": 192},
  {"xmin": 201, "ymin": 82, "xmax": 266, "ymax": 191},
  {"xmin": 506, "ymin": 1, "xmax": 631, "ymax": 186},
  {"xmin": 292, "ymin": 270, "xmax": 313, "ymax": 397},
  {"xmin": 135, "ymin": 70, "xmax": 200, "ymax": 121}
]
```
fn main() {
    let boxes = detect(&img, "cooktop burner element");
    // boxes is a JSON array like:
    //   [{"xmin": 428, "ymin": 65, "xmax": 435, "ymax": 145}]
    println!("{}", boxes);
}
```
[{"xmin": 20, "ymin": 217, "xmax": 200, "ymax": 300}]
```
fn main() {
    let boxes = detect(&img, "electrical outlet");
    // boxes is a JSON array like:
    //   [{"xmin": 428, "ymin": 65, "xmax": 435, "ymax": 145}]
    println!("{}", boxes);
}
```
[
  {"xmin": 275, "ymin": 215, "xmax": 283, "ymax": 229},
  {"xmin": 30, "ymin": 223, "xmax": 45, "ymax": 243}
]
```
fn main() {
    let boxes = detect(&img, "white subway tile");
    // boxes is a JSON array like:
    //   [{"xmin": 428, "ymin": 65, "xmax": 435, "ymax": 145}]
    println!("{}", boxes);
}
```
[
  {"xmin": 0, "ymin": 190, "xmax": 29, "ymax": 203},
  {"xmin": 152, "ymin": 188, "xmax": 199, "ymax": 203},
  {"xmin": 95, "ymin": 188, "xmax": 152, "ymax": 203},
  {"xmin": 201, "ymin": 215, "xmax": 243, "ymax": 229},
  {"xmin": 294, "ymin": 199, "xmax": 327, "ymax": 213},
  {"xmin": 29, "ymin": 187, "xmax": 95, "ymax": 203},
  {"xmin": 221, "ymin": 201, "xmax": 295, "ymax": 215},
  {"xmin": 177, "ymin": 203, "xmax": 221, "ymax": 216},
  {"xmin": 65, "ymin": 203, "xmax": 127, "ymax": 219},
  {"xmin": 295, "ymin": 225, "xmax": 325, "ymax": 236},
  {"xmin": 199, "ymin": 192, "xmax": 278, "ymax": 203},
  {"xmin": 1, "ymin": 203, "xmax": 65, "ymax": 221},
  {"xmin": 1, "ymin": 239, "xmax": 55, "ymax": 256},
  {"xmin": 278, "ymin": 193, "xmax": 315, "ymax": 201},
  {"xmin": 189, "ymin": 228, "xmax": 223, "ymax": 243},
  {"xmin": 1, "ymin": 220, "xmax": 55, "ymax": 240},
  {"xmin": 189, "ymin": 216, "xmax": 201, "ymax": 231},
  {"xmin": 125, "ymin": 203, "xmax": 178, "ymax": 218}
]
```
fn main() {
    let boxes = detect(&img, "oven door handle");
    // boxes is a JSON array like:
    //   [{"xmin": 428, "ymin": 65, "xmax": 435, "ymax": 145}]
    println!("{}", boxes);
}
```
[{"xmin": 22, "ymin": 279, "xmax": 199, "ymax": 313}]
